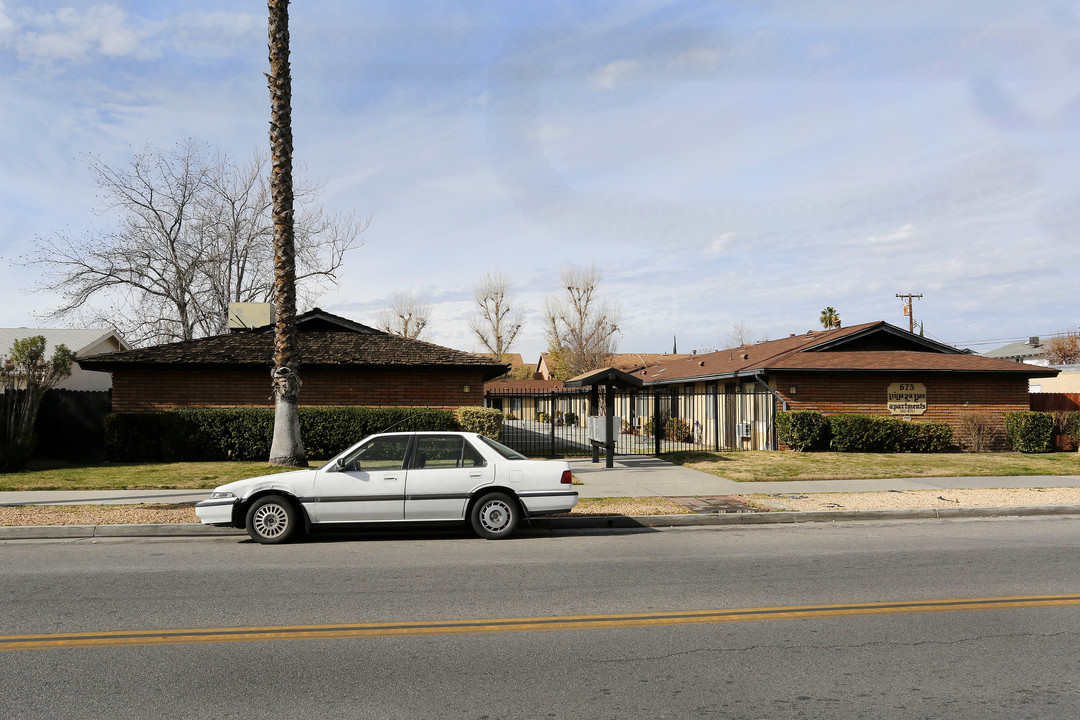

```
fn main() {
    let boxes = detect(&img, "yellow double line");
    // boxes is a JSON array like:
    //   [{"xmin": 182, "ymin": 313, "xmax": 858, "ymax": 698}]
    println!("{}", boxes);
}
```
[{"xmin": 3, "ymin": 594, "xmax": 1078, "ymax": 652}]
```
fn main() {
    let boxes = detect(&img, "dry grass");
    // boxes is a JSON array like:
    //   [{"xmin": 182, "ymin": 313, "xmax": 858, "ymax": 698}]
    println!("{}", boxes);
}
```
[
  {"xmin": 569, "ymin": 497, "xmax": 690, "ymax": 516},
  {"xmin": 664, "ymin": 451, "xmax": 1080, "ymax": 482},
  {"xmin": 0, "ymin": 462, "xmax": 307, "ymax": 492}
]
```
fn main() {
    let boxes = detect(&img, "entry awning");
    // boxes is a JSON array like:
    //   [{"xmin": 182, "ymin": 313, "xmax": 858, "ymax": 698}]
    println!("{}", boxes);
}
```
[{"xmin": 563, "ymin": 366, "xmax": 644, "ymax": 389}]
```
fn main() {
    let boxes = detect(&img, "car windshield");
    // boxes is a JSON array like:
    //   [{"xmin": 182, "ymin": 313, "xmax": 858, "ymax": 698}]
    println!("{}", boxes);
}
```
[{"xmin": 477, "ymin": 435, "xmax": 528, "ymax": 460}]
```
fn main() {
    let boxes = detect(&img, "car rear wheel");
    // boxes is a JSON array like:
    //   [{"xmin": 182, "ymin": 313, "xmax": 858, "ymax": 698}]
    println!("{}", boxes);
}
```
[
  {"xmin": 245, "ymin": 495, "xmax": 299, "ymax": 544},
  {"xmin": 470, "ymin": 492, "xmax": 519, "ymax": 539}
]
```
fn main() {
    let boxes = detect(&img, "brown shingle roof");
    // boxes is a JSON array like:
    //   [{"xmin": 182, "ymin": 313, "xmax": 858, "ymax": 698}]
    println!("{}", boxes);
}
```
[
  {"xmin": 639, "ymin": 322, "xmax": 1057, "ymax": 383},
  {"xmin": 79, "ymin": 329, "xmax": 508, "ymax": 377}
]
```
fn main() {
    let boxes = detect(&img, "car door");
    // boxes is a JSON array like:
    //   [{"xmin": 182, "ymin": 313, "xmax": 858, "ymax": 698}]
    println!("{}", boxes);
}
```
[
  {"xmin": 404, "ymin": 435, "xmax": 492, "ymax": 520},
  {"xmin": 309, "ymin": 435, "xmax": 411, "ymax": 522}
]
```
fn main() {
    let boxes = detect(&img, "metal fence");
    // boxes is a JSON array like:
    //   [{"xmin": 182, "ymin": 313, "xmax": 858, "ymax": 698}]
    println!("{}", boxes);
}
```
[{"xmin": 485, "ymin": 386, "xmax": 776, "ymax": 458}]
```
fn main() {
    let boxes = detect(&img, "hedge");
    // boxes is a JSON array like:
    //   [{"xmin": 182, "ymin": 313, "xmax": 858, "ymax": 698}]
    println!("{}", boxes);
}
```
[
  {"xmin": 775, "ymin": 410, "xmax": 829, "ymax": 451},
  {"xmin": 826, "ymin": 414, "xmax": 953, "ymax": 453},
  {"xmin": 453, "ymin": 406, "xmax": 504, "ymax": 440},
  {"xmin": 105, "ymin": 407, "xmax": 458, "ymax": 462},
  {"xmin": 1003, "ymin": 411, "xmax": 1055, "ymax": 453}
]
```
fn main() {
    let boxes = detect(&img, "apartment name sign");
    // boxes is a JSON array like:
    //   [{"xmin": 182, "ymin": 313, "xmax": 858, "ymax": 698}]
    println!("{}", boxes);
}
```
[{"xmin": 887, "ymin": 382, "xmax": 927, "ymax": 415}]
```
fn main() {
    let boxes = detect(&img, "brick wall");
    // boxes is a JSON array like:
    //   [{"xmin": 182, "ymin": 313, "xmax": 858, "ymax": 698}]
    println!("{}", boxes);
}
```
[
  {"xmin": 111, "ymin": 366, "xmax": 488, "ymax": 412},
  {"xmin": 774, "ymin": 372, "xmax": 1031, "ymax": 449}
]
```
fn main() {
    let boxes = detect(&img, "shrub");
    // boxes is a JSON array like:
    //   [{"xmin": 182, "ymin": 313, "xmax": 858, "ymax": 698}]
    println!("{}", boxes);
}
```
[
  {"xmin": 828, "ymin": 414, "xmax": 952, "ymax": 453},
  {"xmin": 563, "ymin": 412, "xmax": 579, "ymax": 427},
  {"xmin": 105, "ymin": 407, "xmax": 458, "ymax": 462},
  {"xmin": 1003, "ymin": 411, "xmax": 1055, "ymax": 453},
  {"xmin": 665, "ymin": 416, "xmax": 695, "ymax": 443},
  {"xmin": 536, "ymin": 412, "xmax": 550, "ymax": 423},
  {"xmin": 1051, "ymin": 411, "xmax": 1080, "ymax": 451},
  {"xmin": 775, "ymin": 410, "xmax": 829, "ymax": 451},
  {"xmin": 454, "ymin": 406, "xmax": 503, "ymax": 439},
  {"xmin": 641, "ymin": 415, "xmax": 694, "ymax": 442},
  {"xmin": 956, "ymin": 411, "xmax": 1000, "ymax": 452}
]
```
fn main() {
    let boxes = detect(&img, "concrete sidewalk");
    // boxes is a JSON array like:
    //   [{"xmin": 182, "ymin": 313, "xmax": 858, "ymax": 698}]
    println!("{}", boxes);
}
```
[
  {"xmin": 2, "ymin": 457, "xmax": 1079, "ymax": 505},
  {"xmin": 568, "ymin": 457, "xmax": 1080, "ymax": 498}
]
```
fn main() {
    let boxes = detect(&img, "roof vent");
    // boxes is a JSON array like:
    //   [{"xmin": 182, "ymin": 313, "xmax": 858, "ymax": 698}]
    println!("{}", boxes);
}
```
[
  {"xmin": 741, "ymin": 353, "xmax": 749, "ymax": 360},
  {"xmin": 699, "ymin": 361, "xmax": 705, "ymax": 367},
  {"xmin": 1029, "ymin": 336, "xmax": 1040, "ymax": 346},
  {"xmin": 806, "ymin": 330, "xmax": 815, "ymax": 337}
]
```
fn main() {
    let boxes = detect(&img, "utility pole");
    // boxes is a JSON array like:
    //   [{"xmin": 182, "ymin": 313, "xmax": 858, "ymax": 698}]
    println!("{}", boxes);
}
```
[{"xmin": 896, "ymin": 293, "xmax": 922, "ymax": 333}]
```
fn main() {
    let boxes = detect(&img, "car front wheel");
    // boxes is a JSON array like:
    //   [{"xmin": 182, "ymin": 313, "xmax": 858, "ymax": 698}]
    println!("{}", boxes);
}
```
[
  {"xmin": 245, "ymin": 495, "xmax": 299, "ymax": 544},
  {"xmin": 470, "ymin": 492, "xmax": 519, "ymax": 539}
]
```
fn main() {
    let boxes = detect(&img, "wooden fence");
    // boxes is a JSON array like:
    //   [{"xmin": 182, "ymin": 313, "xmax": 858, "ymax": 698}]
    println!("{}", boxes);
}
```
[{"xmin": 1030, "ymin": 393, "xmax": 1080, "ymax": 412}]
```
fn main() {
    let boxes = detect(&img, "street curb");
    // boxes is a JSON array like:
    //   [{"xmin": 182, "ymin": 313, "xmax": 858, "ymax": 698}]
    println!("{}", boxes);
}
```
[
  {"xmin": 3, "ymin": 505, "xmax": 1079, "ymax": 540},
  {"xmin": 536, "ymin": 504, "xmax": 1080, "ymax": 530}
]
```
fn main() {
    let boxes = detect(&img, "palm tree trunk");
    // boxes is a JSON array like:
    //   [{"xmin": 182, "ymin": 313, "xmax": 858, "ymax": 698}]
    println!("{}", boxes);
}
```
[{"xmin": 267, "ymin": 0, "xmax": 306, "ymax": 467}]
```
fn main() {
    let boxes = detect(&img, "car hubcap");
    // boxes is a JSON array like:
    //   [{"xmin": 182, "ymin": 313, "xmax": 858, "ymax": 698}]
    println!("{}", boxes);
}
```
[
  {"xmin": 480, "ymin": 500, "xmax": 511, "ymax": 532},
  {"xmin": 253, "ymin": 504, "xmax": 288, "ymax": 538}
]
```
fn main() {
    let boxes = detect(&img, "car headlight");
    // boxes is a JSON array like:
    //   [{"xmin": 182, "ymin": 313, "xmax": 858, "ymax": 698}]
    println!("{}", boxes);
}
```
[{"xmin": 210, "ymin": 491, "xmax": 237, "ymax": 500}]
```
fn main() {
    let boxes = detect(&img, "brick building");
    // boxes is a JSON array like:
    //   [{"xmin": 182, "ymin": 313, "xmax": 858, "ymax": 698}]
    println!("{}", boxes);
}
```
[
  {"xmin": 634, "ymin": 321, "xmax": 1056, "ymax": 449},
  {"xmin": 78, "ymin": 309, "xmax": 508, "ymax": 412}
]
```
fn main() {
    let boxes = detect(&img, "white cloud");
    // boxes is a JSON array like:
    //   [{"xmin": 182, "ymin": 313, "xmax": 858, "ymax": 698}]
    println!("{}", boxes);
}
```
[
  {"xmin": 673, "ymin": 47, "xmax": 727, "ymax": 70},
  {"xmin": 590, "ymin": 59, "xmax": 639, "ymax": 90},
  {"xmin": 3, "ymin": 6, "xmax": 262, "ymax": 65},
  {"xmin": 864, "ymin": 223, "xmax": 914, "ymax": 244},
  {"xmin": 0, "ymin": 1, "xmax": 14, "ymax": 42},
  {"xmin": 706, "ymin": 232, "xmax": 736, "ymax": 254},
  {"xmin": 10, "ymin": 5, "xmax": 150, "ymax": 63}
]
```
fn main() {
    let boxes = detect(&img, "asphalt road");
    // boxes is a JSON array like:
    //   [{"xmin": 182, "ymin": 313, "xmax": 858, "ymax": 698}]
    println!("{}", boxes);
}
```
[{"xmin": 2, "ymin": 518, "xmax": 1079, "ymax": 719}]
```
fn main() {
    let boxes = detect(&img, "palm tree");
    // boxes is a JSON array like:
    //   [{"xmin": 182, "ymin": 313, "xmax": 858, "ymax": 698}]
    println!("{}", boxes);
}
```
[
  {"xmin": 819, "ymin": 307, "xmax": 840, "ymax": 330},
  {"xmin": 267, "ymin": 0, "xmax": 306, "ymax": 467}
]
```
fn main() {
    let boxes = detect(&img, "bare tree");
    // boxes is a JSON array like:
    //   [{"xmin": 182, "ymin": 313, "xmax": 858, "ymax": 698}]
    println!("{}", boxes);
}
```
[
  {"xmin": 378, "ymin": 291, "xmax": 431, "ymax": 339},
  {"xmin": 1044, "ymin": 333, "xmax": 1080, "ymax": 365},
  {"xmin": 27, "ymin": 140, "xmax": 364, "ymax": 346},
  {"xmin": 201, "ymin": 149, "xmax": 367, "ymax": 335},
  {"xmin": 542, "ymin": 264, "xmax": 621, "ymax": 379},
  {"xmin": 469, "ymin": 271, "xmax": 524, "ymax": 361},
  {"xmin": 267, "ymin": 0, "xmax": 306, "ymax": 468},
  {"xmin": 725, "ymin": 321, "xmax": 755, "ymax": 348}
]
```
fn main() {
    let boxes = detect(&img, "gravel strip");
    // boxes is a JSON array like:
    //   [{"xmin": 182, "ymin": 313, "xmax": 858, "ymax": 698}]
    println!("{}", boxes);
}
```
[
  {"xmin": 753, "ymin": 487, "xmax": 1080, "ymax": 512},
  {"xmin": 0, "ymin": 504, "xmax": 199, "ymax": 526}
]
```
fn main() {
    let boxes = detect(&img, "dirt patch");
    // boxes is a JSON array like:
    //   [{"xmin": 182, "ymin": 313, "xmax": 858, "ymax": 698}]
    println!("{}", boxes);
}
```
[{"xmin": 753, "ymin": 487, "xmax": 1080, "ymax": 512}]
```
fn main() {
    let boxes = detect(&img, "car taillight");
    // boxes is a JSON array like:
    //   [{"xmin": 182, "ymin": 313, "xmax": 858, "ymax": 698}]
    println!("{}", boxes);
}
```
[{"xmin": 560, "ymin": 469, "xmax": 573, "ymax": 484}]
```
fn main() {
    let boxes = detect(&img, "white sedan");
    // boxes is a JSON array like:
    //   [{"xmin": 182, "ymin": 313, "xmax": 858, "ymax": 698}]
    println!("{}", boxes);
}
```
[{"xmin": 195, "ymin": 431, "xmax": 577, "ymax": 543}]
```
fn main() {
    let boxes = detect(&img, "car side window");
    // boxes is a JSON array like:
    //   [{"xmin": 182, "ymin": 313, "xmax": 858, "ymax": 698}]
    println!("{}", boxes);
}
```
[
  {"xmin": 411, "ymin": 436, "xmax": 487, "ymax": 469},
  {"xmin": 341, "ymin": 436, "xmax": 410, "ymax": 472}
]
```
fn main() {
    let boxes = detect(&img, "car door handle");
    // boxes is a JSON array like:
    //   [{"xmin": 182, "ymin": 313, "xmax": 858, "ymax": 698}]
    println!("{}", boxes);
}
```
[
  {"xmin": 469, "ymin": 472, "xmax": 484, "ymax": 478},
  {"xmin": 383, "ymin": 475, "xmax": 398, "ymax": 481}
]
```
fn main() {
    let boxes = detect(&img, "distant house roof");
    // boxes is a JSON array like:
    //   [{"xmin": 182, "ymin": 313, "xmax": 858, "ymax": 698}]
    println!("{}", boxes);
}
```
[
  {"xmin": 637, "ymin": 321, "xmax": 1058, "ymax": 384},
  {"xmin": 534, "ymin": 351, "xmax": 692, "ymax": 380},
  {"xmin": 79, "ymin": 308, "xmax": 508, "ymax": 379},
  {"xmin": 477, "ymin": 352, "xmax": 526, "ymax": 376},
  {"xmin": 983, "ymin": 338, "xmax": 1047, "ymax": 364},
  {"xmin": 0, "ymin": 328, "xmax": 130, "ymax": 357}
]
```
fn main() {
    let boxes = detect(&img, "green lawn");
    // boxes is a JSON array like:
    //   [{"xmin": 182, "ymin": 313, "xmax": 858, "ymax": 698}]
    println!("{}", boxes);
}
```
[
  {"xmin": 0, "ymin": 462, "xmax": 308, "ymax": 491},
  {"xmin": 4, "ymin": 451, "xmax": 1080, "ymax": 491},
  {"xmin": 663, "ymin": 450, "xmax": 1080, "ymax": 483}
]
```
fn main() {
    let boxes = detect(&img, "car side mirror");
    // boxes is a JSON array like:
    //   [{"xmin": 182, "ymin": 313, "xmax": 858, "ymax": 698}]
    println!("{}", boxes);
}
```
[{"xmin": 325, "ymin": 459, "xmax": 343, "ymax": 472}]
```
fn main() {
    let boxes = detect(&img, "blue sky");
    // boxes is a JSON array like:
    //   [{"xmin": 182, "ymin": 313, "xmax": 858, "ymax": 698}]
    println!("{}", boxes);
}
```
[{"xmin": 2, "ymin": 1, "xmax": 1079, "ymax": 361}]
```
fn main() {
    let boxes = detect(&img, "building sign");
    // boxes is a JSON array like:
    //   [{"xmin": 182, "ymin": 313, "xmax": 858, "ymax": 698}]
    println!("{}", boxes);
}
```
[{"xmin": 887, "ymin": 382, "xmax": 927, "ymax": 415}]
